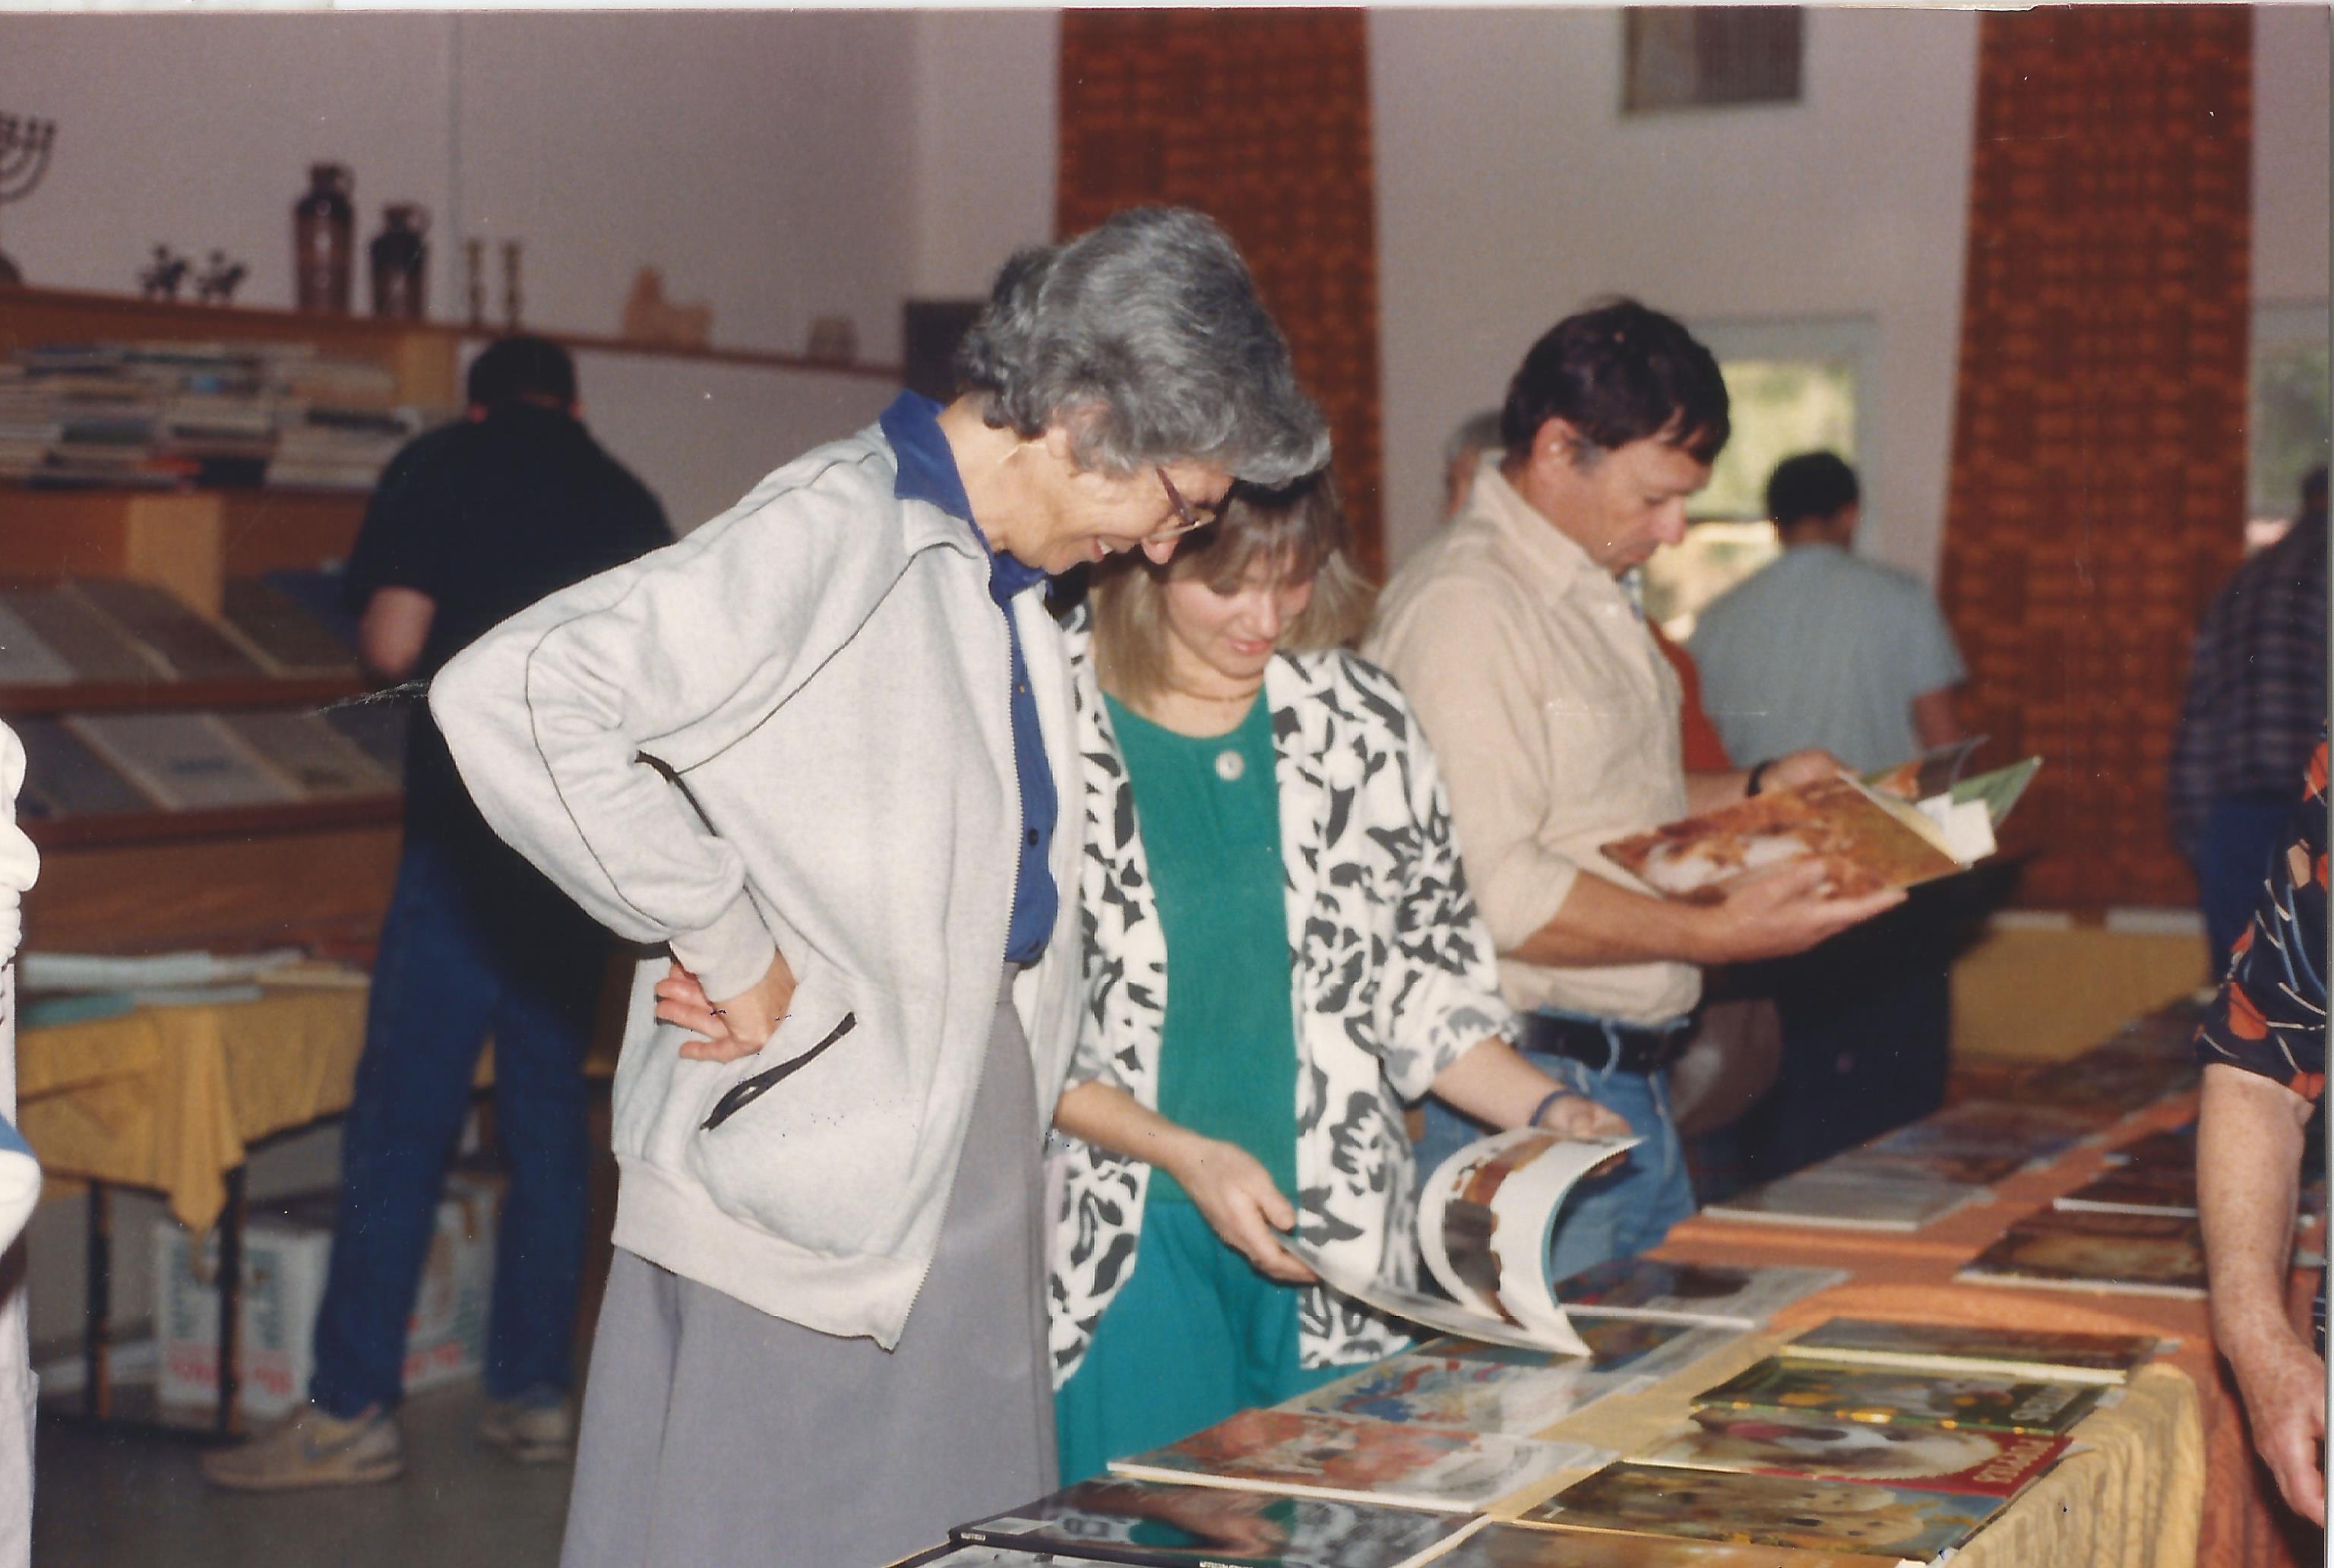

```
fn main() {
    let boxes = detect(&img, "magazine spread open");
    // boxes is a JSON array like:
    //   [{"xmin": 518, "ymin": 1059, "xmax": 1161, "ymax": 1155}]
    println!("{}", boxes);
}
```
[{"xmin": 1279, "ymin": 1129, "xmax": 1638, "ymax": 1359}]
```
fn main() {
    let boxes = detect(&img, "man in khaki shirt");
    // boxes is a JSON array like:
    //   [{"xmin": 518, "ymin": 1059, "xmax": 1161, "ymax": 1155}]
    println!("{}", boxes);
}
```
[{"xmin": 1368, "ymin": 300, "xmax": 1901, "ymax": 1276}]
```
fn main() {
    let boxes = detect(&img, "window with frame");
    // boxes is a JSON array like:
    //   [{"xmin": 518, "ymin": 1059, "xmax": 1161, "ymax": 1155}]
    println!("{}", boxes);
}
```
[
  {"xmin": 2247, "ymin": 301, "xmax": 2330, "ymax": 551},
  {"xmin": 1642, "ymin": 320, "xmax": 1868, "ymax": 640}
]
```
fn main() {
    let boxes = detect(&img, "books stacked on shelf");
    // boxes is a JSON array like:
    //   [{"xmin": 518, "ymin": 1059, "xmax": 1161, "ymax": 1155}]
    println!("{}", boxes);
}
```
[
  {"xmin": 16, "ymin": 706, "xmax": 397, "ymax": 820},
  {"xmin": 1956, "ymin": 1209, "xmax": 2208, "ymax": 1299},
  {"xmin": 1775, "ymin": 1317, "xmax": 2163, "ymax": 1386},
  {"xmin": 1105, "ymin": 1408, "xmax": 1599, "ymax": 1514},
  {"xmin": 0, "ymin": 340, "xmax": 438, "ymax": 492},
  {"xmin": 0, "ymin": 575, "xmax": 361, "ymax": 688},
  {"xmin": 215, "ymin": 709, "xmax": 395, "ymax": 799}
]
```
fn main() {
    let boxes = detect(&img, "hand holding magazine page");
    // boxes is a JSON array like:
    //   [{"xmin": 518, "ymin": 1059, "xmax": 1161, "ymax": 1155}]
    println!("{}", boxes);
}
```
[
  {"xmin": 1599, "ymin": 748, "xmax": 2041, "ymax": 901},
  {"xmin": 1279, "ymin": 1129, "xmax": 1637, "ymax": 1359}
]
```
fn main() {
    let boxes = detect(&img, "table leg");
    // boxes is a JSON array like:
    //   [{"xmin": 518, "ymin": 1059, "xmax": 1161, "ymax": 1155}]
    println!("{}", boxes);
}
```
[
  {"xmin": 215, "ymin": 1167, "xmax": 245, "ymax": 1436},
  {"xmin": 83, "ymin": 1181, "xmax": 110, "ymax": 1419}
]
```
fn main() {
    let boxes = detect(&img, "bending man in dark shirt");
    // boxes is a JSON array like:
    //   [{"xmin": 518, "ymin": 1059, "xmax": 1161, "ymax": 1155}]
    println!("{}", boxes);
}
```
[{"xmin": 207, "ymin": 337, "xmax": 671, "ymax": 1491}]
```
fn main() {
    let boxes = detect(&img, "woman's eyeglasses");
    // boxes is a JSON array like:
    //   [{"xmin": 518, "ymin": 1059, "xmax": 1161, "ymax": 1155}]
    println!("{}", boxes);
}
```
[{"xmin": 1150, "ymin": 468, "xmax": 1223, "ymax": 542}]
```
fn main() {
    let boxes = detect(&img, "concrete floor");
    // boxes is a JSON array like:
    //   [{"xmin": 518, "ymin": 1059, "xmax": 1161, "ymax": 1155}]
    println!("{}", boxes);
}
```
[{"xmin": 34, "ymin": 1382, "xmax": 574, "ymax": 1568}]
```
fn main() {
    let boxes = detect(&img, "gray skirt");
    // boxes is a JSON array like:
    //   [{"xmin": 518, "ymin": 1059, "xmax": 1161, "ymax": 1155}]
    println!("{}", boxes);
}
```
[{"xmin": 559, "ymin": 971, "xmax": 1055, "ymax": 1568}]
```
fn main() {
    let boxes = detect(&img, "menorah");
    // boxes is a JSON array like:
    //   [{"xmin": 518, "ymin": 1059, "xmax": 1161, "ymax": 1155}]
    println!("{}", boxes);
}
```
[{"xmin": 0, "ymin": 113, "xmax": 58, "ymax": 286}]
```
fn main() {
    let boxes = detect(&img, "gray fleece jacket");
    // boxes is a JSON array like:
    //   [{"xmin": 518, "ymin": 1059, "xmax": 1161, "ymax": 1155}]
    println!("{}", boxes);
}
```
[{"xmin": 429, "ymin": 424, "xmax": 1083, "ymax": 1347}]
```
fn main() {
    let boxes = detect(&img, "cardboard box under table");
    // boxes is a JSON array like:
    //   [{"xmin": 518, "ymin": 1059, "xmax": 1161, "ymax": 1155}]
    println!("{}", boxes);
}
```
[{"xmin": 154, "ymin": 1174, "xmax": 495, "ymax": 1421}]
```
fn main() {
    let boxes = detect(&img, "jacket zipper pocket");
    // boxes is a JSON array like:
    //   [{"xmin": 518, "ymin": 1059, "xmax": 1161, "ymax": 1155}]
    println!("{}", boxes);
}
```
[{"xmin": 701, "ymin": 1012, "xmax": 857, "ymax": 1131}]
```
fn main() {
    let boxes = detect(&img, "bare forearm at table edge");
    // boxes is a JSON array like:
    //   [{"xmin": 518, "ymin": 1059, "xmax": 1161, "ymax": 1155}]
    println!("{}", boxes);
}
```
[{"xmin": 2200, "ymin": 1064, "xmax": 2314, "ymax": 1358}]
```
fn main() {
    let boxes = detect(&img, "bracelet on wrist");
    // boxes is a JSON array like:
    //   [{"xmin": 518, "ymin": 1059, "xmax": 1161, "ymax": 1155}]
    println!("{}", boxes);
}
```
[
  {"xmin": 1529, "ymin": 1088, "xmax": 1573, "ymax": 1130},
  {"xmin": 1745, "ymin": 758, "xmax": 1774, "ymax": 797}
]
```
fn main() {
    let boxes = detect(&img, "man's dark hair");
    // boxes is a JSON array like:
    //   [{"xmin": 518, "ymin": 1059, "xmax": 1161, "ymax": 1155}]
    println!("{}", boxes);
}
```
[
  {"xmin": 2301, "ymin": 464, "xmax": 2328, "ymax": 514},
  {"xmin": 1766, "ymin": 451, "xmax": 1861, "ymax": 528},
  {"xmin": 466, "ymin": 335, "xmax": 577, "ymax": 412},
  {"xmin": 1499, "ymin": 299, "xmax": 1729, "ymax": 467}
]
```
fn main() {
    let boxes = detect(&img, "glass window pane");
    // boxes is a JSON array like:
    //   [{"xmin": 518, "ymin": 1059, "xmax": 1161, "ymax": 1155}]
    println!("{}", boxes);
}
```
[
  {"xmin": 1692, "ymin": 358, "xmax": 1857, "ymax": 521},
  {"xmin": 2248, "ymin": 337, "xmax": 2330, "ymax": 523}
]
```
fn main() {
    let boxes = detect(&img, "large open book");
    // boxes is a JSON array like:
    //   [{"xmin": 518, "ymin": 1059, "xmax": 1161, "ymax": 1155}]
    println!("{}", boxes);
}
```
[
  {"xmin": 1599, "ymin": 750, "xmax": 2041, "ymax": 901},
  {"xmin": 1281, "ymin": 1130, "xmax": 1637, "ymax": 1358},
  {"xmin": 1282, "ymin": 1130, "xmax": 1845, "ymax": 1358}
]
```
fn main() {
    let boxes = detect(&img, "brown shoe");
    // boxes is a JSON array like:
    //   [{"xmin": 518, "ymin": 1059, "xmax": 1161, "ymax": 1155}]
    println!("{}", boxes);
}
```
[{"xmin": 200, "ymin": 1404, "xmax": 403, "ymax": 1491}]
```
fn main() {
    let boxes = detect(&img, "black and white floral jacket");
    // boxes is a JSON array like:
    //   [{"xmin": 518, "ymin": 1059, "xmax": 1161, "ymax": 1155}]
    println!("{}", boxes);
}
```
[{"xmin": 1045, "ymin": 619, "xmax": 1519, "ymax": 1384}]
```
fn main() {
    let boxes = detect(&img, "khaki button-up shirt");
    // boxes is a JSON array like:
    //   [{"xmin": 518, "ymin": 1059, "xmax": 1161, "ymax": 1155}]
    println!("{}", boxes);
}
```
[{"xmin": 1365, "ymin": 465, "xmax": 1700, "ymax": 1026}]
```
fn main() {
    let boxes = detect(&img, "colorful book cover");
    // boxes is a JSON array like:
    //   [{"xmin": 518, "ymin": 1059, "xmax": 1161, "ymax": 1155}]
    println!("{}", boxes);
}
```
[
  {"xmin": 2103, "ymin": 1124, "xmax": 2196, "ymax": 1169},
  {"xmin": 1633, "ymin": 1406, "xmax": 2074, "ymax": 1497},
  {"xmin": 1105, "ymin": 1407, "xmax": 1592, "ymax": 1513},
  {"xmin": 1956, "ymin": 1209, "xmax": 2207, "ymax": 1299},
  {"xmin": 1779, "ymin": 1318, "xmax": 2158, "ymax": 1386},
  {"xmin": 2017, "ymin": 1048, "xmax": 2198, "ymax": 1113},
  {"xmin": 1691, "ymin": 1357, "xmax": 2107, "ymax": 1435},
  {"xmin": 951, "ymin": 1475, "xmax": 1475, "ymax": 1568},
  {"xmin": 1702, "ymin": 1171, "xmax": 1986, "ymax": 1233},
  {"xmin": 2052, "ymin": 1162, "xmax": 2197, "ymax": 1219},
  {"xmin": 1599, "ymin": 773, "xmax": 1966, "ymax": 903},
  {"xmin": 1283, "ymin": 1348, "xmax": 1623, "ymax": 1437},
  {"xmin": 1412, "ymin": 1315, "xmax": 1740, "ymax": 1383},
  {"xmin": 1822, "ymin": 1146, "xmax": 2034, "ymax": 1186},
  {"xmin": 1518, "ymin": 1461, "xmax": 1997, "ymax": 1559},
  {"xmin": 1424, "ymin": 1523, "xmax": 1912, "ymax": 1568},
  {"xmin": 1553, "ymin": 1259, "xmax": 1849, "ymax": 1329}
]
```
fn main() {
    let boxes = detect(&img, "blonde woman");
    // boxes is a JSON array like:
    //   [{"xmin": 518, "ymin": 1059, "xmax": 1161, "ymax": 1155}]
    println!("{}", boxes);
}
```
[{"xmin": 1048, "ymin": 473, "xmax": 1626, "ymax": 1481}]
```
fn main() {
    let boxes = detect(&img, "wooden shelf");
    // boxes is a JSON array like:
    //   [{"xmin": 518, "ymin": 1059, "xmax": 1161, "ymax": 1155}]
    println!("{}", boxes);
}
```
[
  {"xmin": 24, "ymin": 795, "xmax": 400, "ymax": 852},
  {"xmin": 0, "ymin": 674, "xmax": 364, "ymax": 718},
  {"xmin": 0, "ymin": 283, "xmax": 903, "ymax": 384}
]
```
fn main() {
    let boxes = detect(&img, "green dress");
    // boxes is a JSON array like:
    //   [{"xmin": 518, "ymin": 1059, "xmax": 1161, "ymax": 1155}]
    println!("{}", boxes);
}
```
[{"xmin": 1054, "ymin": 693, "xmax": 1344, "ymax": 1484}]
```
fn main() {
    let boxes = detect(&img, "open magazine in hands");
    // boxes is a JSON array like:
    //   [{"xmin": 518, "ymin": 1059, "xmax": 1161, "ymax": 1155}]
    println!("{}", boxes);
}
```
[
  {"xmin": 1601, "ymin": 740, "xmax": 2042, "ymax": 903},
  {"xmin": 1276, "ymin": 1128, "xmax": 1637, "ymax": 1359}
]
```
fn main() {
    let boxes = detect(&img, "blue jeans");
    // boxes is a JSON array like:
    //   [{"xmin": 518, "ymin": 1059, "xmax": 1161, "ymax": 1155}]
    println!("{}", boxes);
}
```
[
  {"xmin": 1415, "ymin": 1011, "xmax": 1697, "ymax": 1283},
  {"xmin": 309, "ymin": 830, "xmax": 605, "ymax": 1415}
]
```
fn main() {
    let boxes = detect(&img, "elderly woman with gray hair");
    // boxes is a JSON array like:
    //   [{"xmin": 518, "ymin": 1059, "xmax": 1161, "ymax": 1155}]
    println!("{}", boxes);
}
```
[{"xmin": 429, "ymin": 206, "xmax": 1327, "ymax": 1568}]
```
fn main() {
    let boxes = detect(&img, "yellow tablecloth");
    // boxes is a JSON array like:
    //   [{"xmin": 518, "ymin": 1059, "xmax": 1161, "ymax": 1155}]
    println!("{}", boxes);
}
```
[
  {"xmin": 1516, "ymin": 1325, "xmax": 2202, "ymax": 1568},
  {"xmin": 17, "ymin": 988, "xmax": 377, "ymax": 1234}
]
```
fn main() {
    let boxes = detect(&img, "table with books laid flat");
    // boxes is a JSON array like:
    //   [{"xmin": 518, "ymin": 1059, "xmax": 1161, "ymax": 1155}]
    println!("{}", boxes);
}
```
[
  {"xmin": 884, "ymin": 994, "xmax": 2302, "ymax": 1568},
  {"xmin": 15, "ymin": 962, "xmax": 618, "ymax": 1437}
]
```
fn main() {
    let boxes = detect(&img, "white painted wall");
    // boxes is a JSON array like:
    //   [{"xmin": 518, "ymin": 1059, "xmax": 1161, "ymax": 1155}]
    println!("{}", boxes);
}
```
[
  {"xmin": 0, "ymin": 11, "xmax": 922, "ymax": 533},
  {"xmin": 1371, "ymin": 7, "xmax": 1981, "ymax": 577},
  {"xmin": 909, "ymin": 8, "xmax": 1061, "ymax": 302},
  {"xmin": 2256, "ymin": 5, "xmax": 2332, "ymax": 308}
]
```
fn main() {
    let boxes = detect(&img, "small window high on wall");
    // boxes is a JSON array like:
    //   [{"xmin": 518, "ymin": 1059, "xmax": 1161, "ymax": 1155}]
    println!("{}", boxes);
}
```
[
  {"xmin": 1642, "ymin": 317, "xmax": 1870, "ymax": 640},
  {"xmin": 1622, "ymin": 7, "xmax": 1804, "ymax": 114},
  {"xmin": 2249, "ymin": 301, "xmax": 2330, "ymax": 549}
]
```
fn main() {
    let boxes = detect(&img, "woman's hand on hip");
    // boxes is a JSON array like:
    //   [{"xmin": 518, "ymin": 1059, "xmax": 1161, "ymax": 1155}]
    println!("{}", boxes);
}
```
[
  {"xmin": 659, "ymin": 950, "xmax": 799, "ymax": 1062},
  {"xmin": 1165, "ymin": 1134, "xmax": 1316, "ymax": 1285}
]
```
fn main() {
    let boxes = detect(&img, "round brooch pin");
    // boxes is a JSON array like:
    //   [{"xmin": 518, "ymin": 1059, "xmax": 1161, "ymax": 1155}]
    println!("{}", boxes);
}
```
[{"xmin": 1214, "ymin": 749, "xmax": 1245, "ymax": 782}]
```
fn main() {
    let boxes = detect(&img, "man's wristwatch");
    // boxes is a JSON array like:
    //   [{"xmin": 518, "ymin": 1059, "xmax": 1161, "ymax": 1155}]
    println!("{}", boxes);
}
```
[{"xmin": 1745, "ymin": 758, "xmax": 1774, "ymax": 797}]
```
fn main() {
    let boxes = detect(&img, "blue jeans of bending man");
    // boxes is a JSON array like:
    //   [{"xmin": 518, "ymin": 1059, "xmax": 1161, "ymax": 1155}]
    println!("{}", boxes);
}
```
[
  {"xmin": 309, "ymin": 828, "xmax": 605, "ymax": 1417},
  {"xmin": 1414, "ymin": 1009, "xmax": 1697, "ymax": 1285}
]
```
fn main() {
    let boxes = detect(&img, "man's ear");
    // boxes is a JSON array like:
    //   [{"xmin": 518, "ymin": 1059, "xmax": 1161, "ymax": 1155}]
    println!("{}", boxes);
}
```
[{"xmin": 1529, "ymin": 416, "xmax": 1592, "ymax": 475}]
